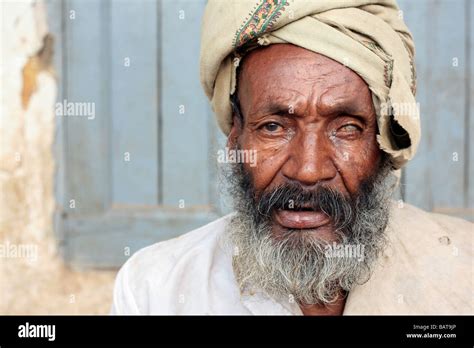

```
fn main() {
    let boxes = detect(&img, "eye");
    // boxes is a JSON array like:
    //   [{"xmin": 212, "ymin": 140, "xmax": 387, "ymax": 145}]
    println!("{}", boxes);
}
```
[
  {"xmin": 335, "ymin": 123, "xmax": 362, "ymax": 139},
  {"xmin": 339, "ymin": 124, "xmax": 361, "ymax": 133},
  {"xmin": 260, "ymin": 122, "xmax": 282, "ymax": 133}
]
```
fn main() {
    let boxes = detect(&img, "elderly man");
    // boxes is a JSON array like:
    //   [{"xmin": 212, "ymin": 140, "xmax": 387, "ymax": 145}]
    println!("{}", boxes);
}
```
[{"xmin": 111, "ymin": 0, "xmax": 472, "ymax": 315}]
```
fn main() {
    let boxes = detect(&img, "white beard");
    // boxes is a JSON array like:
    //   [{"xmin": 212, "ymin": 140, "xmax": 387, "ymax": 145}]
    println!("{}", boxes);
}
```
[{"xmin": 224, "ymin": 158, "xmax": 396, "ymax": 306}]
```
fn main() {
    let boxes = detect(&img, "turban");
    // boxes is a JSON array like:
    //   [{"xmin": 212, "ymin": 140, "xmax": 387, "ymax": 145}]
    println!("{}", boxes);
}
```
[{"xmin": 200, "ymin": 0, "xmax": 421, "ymax": 169}]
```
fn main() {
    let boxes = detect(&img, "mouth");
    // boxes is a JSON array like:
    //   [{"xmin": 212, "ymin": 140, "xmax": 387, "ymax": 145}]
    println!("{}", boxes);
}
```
[{"xmin": 273, "ymin": 206, "xmax": 331, "ymax": 230}]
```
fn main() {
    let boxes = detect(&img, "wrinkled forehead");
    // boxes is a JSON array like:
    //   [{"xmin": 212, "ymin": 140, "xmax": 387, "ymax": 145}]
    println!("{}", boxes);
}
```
[{"xmin": 237, "ymin": 44, "xmax": 373, "ymax": 115}]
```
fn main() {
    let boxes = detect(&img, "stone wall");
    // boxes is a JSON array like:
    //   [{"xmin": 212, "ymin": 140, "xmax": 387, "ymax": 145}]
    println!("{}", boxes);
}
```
[{"xmin": 0, "ymin": 0, "xmax": 116, "ymax": 314}]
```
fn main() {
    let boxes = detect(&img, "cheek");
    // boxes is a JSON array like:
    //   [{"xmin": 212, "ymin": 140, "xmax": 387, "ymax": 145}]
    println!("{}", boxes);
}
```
[
  {"xmin": 240, "ymin": 133, "xmax": 290, "ymax": 192},
  {"xmin": 331, "ymin": 130, "xmax": 381, "ymax": 193}
]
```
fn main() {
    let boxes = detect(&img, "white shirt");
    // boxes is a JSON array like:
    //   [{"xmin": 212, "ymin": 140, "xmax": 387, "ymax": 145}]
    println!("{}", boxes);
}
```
[{"xmin": 110, "ymin": 202, "xmax": 473, "ymax": 315}]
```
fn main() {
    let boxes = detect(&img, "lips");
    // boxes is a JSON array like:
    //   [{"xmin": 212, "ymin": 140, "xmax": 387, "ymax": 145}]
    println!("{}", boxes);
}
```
[{"xmin": 274, "ymin": 209, "xmax": 331, "ymax": 229}]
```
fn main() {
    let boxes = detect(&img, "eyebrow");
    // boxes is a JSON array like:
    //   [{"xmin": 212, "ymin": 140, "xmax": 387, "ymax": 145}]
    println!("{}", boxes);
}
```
[
  {"xmin": 317, "ymin": 99, "xmax": 368, "ymax": 117},
  {"xmin": 249, "ymin": 96, "xmax": 369, "ymax": 119},
  {"xmin": 251, "ymin": 101, "xmax": 293, "ymax": 117}
]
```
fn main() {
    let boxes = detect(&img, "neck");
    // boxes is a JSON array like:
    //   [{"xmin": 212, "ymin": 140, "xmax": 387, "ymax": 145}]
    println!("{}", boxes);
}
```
[{"xmin": 298, "ymin": 292, "xmax": 347, "ymax": 316}]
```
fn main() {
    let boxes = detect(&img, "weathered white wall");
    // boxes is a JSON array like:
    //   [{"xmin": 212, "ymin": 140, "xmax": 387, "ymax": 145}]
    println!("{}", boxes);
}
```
[{"xmin": 0, "ymin": 0, "xmax": 116, "ymax": 314}]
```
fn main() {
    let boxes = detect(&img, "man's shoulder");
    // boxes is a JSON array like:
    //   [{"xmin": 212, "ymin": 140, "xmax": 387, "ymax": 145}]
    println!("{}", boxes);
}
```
[
  {"xmin": 391, "ymin": 201, "xmax": 472, "ymax": 243},
  {"xmin": 111, "ymin": 213, "xmax": 235, "ymax": 314},
  {"xmin": 346, "ymin": 202, "xmax": 472, "ymax": 314},
  {"xmin": 389, "ymin": 201, "xmax": 472, "ymax": 265},
  {"xmin": 377, "ymin": 201, "xmax": 472, "ymax": 313},
  {"xmin": 125, "ymin": 213, "xmax": 234, "ymax": 278}
]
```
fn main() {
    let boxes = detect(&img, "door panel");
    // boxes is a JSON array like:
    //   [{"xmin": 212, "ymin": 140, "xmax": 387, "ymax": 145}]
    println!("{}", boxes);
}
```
[
  {"xmin": 48, "ymin": 0, "xmax": 220, "ymax": 268},
  {"xmin": 46, "ymin": 0, "xmax": 473, "ymax": 269}
]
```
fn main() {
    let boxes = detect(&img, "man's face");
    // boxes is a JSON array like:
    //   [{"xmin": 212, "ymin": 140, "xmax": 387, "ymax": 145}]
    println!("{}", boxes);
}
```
[
  {"xmin": 229, "ymin": 44, "xmax": 382, "ymax": 242},
  {"xmin": 225, "ymin": 44, "xmax": 395, "ymax": 306}
]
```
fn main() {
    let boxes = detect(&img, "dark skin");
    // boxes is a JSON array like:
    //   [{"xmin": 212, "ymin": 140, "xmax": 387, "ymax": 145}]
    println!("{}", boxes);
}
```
[{"xmin": 228, "ymin": 44, "xmax": 382, "ymax": 315}]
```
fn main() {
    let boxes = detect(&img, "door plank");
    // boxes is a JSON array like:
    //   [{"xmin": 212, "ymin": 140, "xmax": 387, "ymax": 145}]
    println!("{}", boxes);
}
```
[
  {"xmin": 400, "ymin": 0, "xmax": 467, "ymax": 212},
  {"xmin": 110, "ymin": 0, "xmax": 159, "ymax": 205},
  {"xmin": 161, "ymin": 0, "xmax": 213, "ymax": 207}
]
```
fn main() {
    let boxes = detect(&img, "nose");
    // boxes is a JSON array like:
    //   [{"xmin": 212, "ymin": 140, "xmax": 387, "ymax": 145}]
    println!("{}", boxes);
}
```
[{"xmin": 281, "ymin": 131, "xmax": 337, "ymax": 187}]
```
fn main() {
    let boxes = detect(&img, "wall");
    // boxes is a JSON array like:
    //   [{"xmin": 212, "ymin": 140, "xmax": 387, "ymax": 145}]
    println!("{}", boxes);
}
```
[{"xmin": 0, "ymin": 0, "xmax": 116, "ymax": 314}]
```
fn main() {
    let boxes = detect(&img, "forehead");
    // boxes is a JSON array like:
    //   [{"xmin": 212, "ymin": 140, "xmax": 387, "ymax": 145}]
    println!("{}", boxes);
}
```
[{"xmin": 238, "ymin": 44, "xmax": 372, "ymax": 112}]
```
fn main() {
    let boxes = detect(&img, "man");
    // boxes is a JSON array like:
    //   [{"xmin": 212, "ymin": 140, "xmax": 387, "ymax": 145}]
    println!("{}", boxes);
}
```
[{"xmin": 111, "ymin": 0, "xmax": 472, "ymax": 315}]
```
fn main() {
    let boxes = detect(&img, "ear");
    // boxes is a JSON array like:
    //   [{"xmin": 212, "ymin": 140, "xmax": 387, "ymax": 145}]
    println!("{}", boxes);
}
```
[{"xmin": 226, "ymin": 114, "xmax": 242, "ymax": 150}]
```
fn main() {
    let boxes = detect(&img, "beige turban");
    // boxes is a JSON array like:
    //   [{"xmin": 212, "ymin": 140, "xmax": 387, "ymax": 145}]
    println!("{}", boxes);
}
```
[{"xmin": 200, "ymin": 0, "xmax": 420, "ymax": 169}]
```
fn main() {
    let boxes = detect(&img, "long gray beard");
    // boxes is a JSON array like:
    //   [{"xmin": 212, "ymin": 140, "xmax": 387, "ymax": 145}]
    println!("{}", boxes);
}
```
[{"xmin": 223, "ymin": 156, "xmax": 397, "ymax": 306}]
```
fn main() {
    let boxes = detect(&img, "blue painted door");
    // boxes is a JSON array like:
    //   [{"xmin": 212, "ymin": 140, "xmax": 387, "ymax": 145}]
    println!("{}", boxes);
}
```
[
  {"xmin": 398, "ymin": 0, "xmax": 473, "ymax": 220},
  {"xmin": 46, "ymin": 0, "xmax": 472, "ymax": 269},
  {"xmin": 48, "ymin": 0, "xmax": 228, "ymax": 268}
]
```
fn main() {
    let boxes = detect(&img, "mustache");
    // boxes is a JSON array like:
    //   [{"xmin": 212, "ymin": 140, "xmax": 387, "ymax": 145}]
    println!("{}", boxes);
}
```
[{"xmin": 253, "ymin": 183, "xmax": 356, "ymax": 230}]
